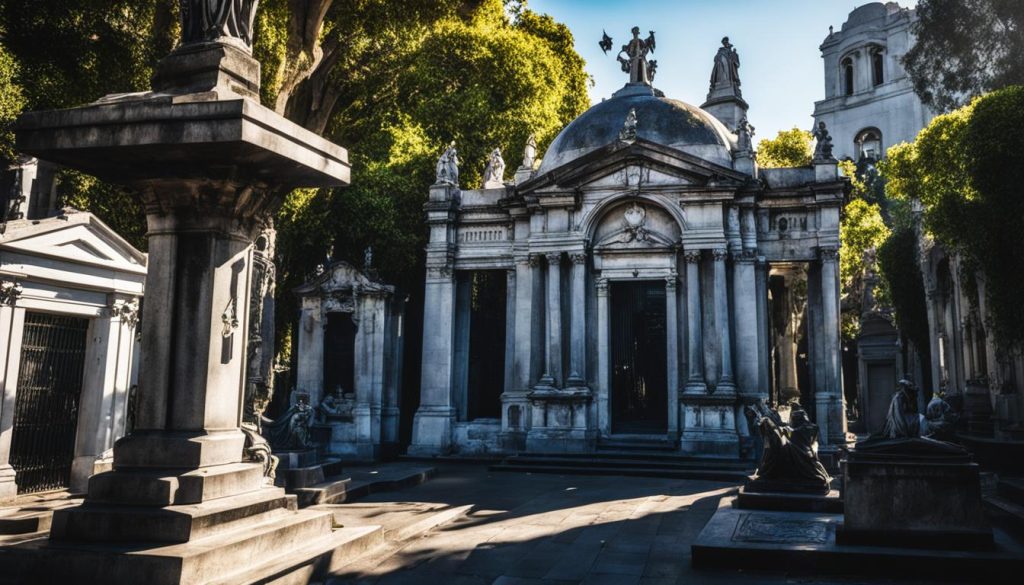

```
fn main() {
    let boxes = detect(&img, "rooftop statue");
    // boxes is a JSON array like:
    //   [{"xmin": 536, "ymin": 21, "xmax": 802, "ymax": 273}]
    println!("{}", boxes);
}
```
[
  {"xmin": 435, "ymin": 141, "xmax": 460, "ymax": 186},
  {"xmin": 745, "ymin": 400, "xmax": 832, "ymax": 494},
  {"xmin": 612, "ymin": 27, "xmax": 657, "ymax": 85},
  {"xmin": 179, "ymin": 0, "xmax": 261, "ymax": 50},
  {"xmin": 619, "ymin": 108, "xmax": 638, "ymax": 142},
  {"xmin": 521, "ymin": 134, "xmax": 537, "ymax": 170},
  {"xmin": 482, "ymin": 148, "xmax": 506, "ymax": 188},
  {"xmin": 710, "ymin": 37, "xmax": 741, "ymax": 91},
  {"xmin": 735, "ymin": 116, "xmax": 755, "ymax": 152},
  {"xmin": 812, "ymin": 121, "xmax": 835, "ymax": 160}
]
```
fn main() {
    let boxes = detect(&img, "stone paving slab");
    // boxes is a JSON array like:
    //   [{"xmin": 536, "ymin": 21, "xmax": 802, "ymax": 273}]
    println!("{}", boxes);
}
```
[{"xmin": 324, "ymin": 464, "xmax": 949, "ymax": 585}]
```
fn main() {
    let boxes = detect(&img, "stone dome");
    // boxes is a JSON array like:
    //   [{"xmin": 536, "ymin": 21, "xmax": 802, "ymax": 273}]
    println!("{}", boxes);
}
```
[{"xmin": 537, "ymin": 87, "xmax": 736, "ymax": 173}]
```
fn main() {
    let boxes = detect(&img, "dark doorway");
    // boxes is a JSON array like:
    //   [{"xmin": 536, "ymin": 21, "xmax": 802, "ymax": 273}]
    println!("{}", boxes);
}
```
[
  {"xmin": 324, "ymin": 312, "xmax": 357, "ymax": 395},
  {"xmin": 467, "ymin": 271, "xmax": 506, "ymax": 419},
  {"xmin": 610, "ymin": 281, "xmax": 667, "ymax": 434},
  {"xmin": 10, "ymin": 312, "xmax": 89, "ymax": 494}
]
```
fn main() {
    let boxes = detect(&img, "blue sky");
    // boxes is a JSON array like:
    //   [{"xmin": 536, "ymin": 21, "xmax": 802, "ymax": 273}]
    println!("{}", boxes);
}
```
[{"xmin": 529, "ymin": 0, "xmax": 917, "ymax": 141}]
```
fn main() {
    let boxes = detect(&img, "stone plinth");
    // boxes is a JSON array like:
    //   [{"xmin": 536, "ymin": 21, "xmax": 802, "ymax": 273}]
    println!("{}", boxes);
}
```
[
  {"xmin": 525, "ymin": 388, "xmax": 595, "ymax": 453},
  {"xmin": 838, "ymin": 438, "xmax": 993, "ymax": 549}
]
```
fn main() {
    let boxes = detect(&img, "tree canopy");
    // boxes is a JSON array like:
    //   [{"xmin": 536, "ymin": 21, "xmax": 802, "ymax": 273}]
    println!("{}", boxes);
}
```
[
  {"xmin": 755, "ymin": 127, "xmax": 813, "ymax": 168},
  {"xmin": 904, "ymin": 0, "xmax": 1024, "ymax": 112},
  {"xmin": 0, "ymin": 0, "xmax": 591, "ymax": 365},
  {"xmin": 879, "ymin": 85, "xmax": 1024, "ymax": 348}
]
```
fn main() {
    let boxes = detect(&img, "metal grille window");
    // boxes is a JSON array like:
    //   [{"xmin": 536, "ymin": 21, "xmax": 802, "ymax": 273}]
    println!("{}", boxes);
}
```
[{"xmin": 10, "ymin": 312, "xmax": 89, "ymax": 494}]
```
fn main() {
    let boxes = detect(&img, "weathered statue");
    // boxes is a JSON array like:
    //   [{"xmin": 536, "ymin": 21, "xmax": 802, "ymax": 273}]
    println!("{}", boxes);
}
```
[
  {"xmin": 241, "ymin": 425, "xmax": 278, "ymax": 483},
  {"xmin": 881, "ymin": 379, "xmax": 922, "ymax": 439},
  {"xmin": 316, "ymin": 390, "xmax": 355, "ymax": 423},
  {"xmin": 812, "ymin": 121, "xmax": 834, "ymax": 160},
  {"xmin": 616, "ymin": 27, "xmax": 657, "ymax": 84},
  {"xmin": 746, "ymin": 400, "xmax": 831, "ymax": 494},
  {"xmin": 735, "ymin": 116, "xmax": 755, "ymax": 152},
  {"xmin": 922, "ymin": 395, "xmax": 960, "ymax": 441},
  {"xmin": 435, "ymin": 141, "xmax": 459, "ymax": 186},
  {"xmin": 710, "ymin": 37, "xmax": 741, "ymax": 90},
  {"xmin": 482, "ymin": 148, "xmax": 506, "ymax": 188},
  {"xmin": 521, "ymin": 134, "xmax": 537, "ymax": 170},
  {"xmin": 179, "ymin": 0, "xmax": 261, "ymax": 50},
  {"xmin": 619, "ymin": 108, "xmax": 638, "ymax": 142},
  {"xmin": 262, "ymin": 397, "xmax": 313, "ymax": 450}
]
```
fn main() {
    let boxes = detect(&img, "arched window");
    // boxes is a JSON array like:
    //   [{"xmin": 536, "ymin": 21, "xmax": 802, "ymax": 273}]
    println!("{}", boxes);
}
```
[
  {"xmin": 855, "ymin": 128, "xmax": 883, "ymax": 161},
  {"xmin": 842, "ymin": 58, "xmax": 855, "ymax": 96},
  {"xmin": 871, "ymin": 50, "xmax": 884, "ymax": 86}
]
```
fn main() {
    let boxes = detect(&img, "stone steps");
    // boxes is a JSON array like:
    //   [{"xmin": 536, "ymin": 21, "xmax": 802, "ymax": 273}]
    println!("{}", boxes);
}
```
[{"xmin": 985, "ymin": 477, "xmax": 1024, "ymax": 538}]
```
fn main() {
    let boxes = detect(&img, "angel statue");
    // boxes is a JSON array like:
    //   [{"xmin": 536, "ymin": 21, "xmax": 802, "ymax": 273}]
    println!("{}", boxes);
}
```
[{"xmin": 435, "ymin": 142, "xmax": 460, "ymax": 186}]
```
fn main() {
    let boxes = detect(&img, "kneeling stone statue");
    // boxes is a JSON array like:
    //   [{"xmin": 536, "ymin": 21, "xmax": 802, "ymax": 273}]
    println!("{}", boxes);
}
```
[{"xmin": 745, "ymin": 400, "xmax": 831, "ymax": 494}]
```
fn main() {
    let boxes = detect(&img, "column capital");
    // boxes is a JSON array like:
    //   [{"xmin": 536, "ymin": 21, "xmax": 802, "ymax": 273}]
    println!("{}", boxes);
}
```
[
  {"xmin": 711, "ymin": 248, "xmax": 729, "ymax": 262},
  {"xmin": 596, "ymin": 277, "xmax": 609, "ymax": 296},
  {"xmin": 819, "ymin": 247, "xmax": 840, "ymax": 262},
  {"xmin": 109, "ymin": 295, "xmax": 141, "ymax": 327},
  {"xmin": 569, "ymin": 252, "xmax": 587, "ymax": 265},
  {"xmin": 683, "ymin": 250, "xmax": 702, "ymax": 264},
  {"xmin": 665, "ymin": 273, "xmax": 678, "ymax": 291},
  {"xmin": 734, "ymin": 249, "xmax": 757, "ymax": 263},
  {"xmin": 527, "ymin": 253, "xmax": 543, "ymax": 268},
  {"xmin": 544, "ymin": 251, "xmax": 562, "ymax": 264},
  {"xmin": 426, "ymin": 265, "xmax": 453, "ymax": 279},
  {"xmin": 0, "ymin": 279, "xmax": 23, "ymax": 307}
]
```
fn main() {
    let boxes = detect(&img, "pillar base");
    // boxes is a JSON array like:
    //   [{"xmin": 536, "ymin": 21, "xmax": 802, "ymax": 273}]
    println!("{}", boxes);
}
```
[
  {"xmin": 113, "ymin": 429, "xmax": 246, "ymax": 470},
  {"xmin": 408, "ymin": 406, "xmax": 456, "ymax": 456},
  {"xmin": 0, "ymin": 464, "xmax": 17, "ymax": 503},
  {"xmin": 683, "ymin": 381, "xmax": 708, "ymax": 395}
]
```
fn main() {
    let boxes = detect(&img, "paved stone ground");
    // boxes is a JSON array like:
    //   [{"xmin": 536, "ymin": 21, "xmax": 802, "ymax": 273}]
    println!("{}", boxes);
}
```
[{"xmin": 327, "ymin": 464, "xmax": 931, "ymax": 585}]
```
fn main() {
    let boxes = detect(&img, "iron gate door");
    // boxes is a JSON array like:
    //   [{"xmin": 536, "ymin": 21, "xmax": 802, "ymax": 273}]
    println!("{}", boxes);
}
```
[
  {"xmin": 610, "ymin": 281, "xmax": 668, "ymax": 434},
  {"xmin": 10, "ymin": 312, "xmax": 89, "ymax": 494}
]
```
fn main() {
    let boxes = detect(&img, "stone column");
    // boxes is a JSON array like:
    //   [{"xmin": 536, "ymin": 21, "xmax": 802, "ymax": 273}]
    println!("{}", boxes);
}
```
[
  {"xmin": 683, "ymin": 251, "xmax": 706, "ymax": 393},
  {"xmin": 596, "ymin": 277, "xmax": 610, "ymax": 434},
  {"xmin": 755, "ymin": 257, "xmax": 770, "ymax": 394},
  {"xmin": 0, "ymin": 281, "xmax": 25, "ymax": 501},
  {"xmin": 732, "ymin": 253, "xmax": 759, "ymax": 395},
  {"xmin": 451, "ymin": 274, "xmax": 471, "ymax": 419},
  {"xmin": 818, "ymin": 247, "xmax": 846, "ymax": 445},
  {"xmin": 503, "ymin": 268, "xmax": 517, "ymax": 394},
  {"xmin": 713, "ymin": 248, "xmax": 736, "ymax": 394},
  {"xmin": 538, "ymin": 252, "xmax": 562, "ymax": 388},
  {"xmin": 295, "ymin": 298, "xmax": 324, "ymax": 404},
  {"xmin": 512, "ymin": 255, "xmax": 536, "ymax": 391},
  {"xmin": 567, "ymin": 252, "xmax": 587, "ymax": 387},
  {"xmin": 665, "ymin": 273, "xmax": 679, "ymax": 436},
  {"xmin": 410, "ymin": 265, "xmax": 457, "ymax": 454}
]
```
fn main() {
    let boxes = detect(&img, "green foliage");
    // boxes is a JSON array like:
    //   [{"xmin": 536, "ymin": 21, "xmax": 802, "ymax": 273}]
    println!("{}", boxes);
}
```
[
  {"xmin": 904, "ymin": 0, "xmax": 1024, "ymax": 112},
  {"xmin": 57, "ymin": 170, "xmax": 147, "ymax": 250},
  {"xmin": 0, "ymin": 40, "xmax": 25, "ymax": 167},
  {"xmin": 839, "ymin": 198, "xmax": 890, "ymax": 339},
  {"xmin": 877, "ymin": 226, "xmax": 930, "ymax": 353},
  {"xmin": 755, "ymin": 127, "xmax": 812, "ymax": 168}
]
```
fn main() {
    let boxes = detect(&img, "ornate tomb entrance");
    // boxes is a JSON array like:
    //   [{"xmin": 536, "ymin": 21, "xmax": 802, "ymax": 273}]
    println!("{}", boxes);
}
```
[{"xmin": 610, "ymin": 281, "xmax": 668, "ymax": 434}]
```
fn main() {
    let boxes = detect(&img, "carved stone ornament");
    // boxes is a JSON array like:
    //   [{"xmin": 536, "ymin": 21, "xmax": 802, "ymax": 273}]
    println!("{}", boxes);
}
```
[
  {"xmin": 619, "ymin": 108, "xmax": 639, "ymax": 142},
  {"xmin": 435, "ymin": 142, "xmax": 460, "ymax": 186},
  {"xmin": 735, "ymin": 116, "xmax": 755, "ymax": 152},
  {"xmin": 624, "ymin": 202, "xmax": 646, "ymax": 228},
  {"xmin": 569, "ymin": 253, "xmax": 588, "ymax": 265},
  {"xmin": 179, "ymin": 1, "xmax": 261, "ymax": 51},
  {"xmin": 521, "ymin": 134, "xmax": 537, "ymax": 170},
  {"xmin": 665, "ymin": 274, "xmax": 678, "ymax": 290},
  {"xmin": 595, "ymin": 278, "xmax": 610, "ymax": 295},
  {"xmin": 545, "ymin": 252, "xmax": 562, "ymax": 264},
  {"xmin": 111, "ymin": 297, "xmax": 141, "ymax": 327},
  {"xmin": 683, "ymin": 250, "xmax": 702, "ymax": 264},
  {"xmin": 0, "ymin": 280, "xmax": 23, "ymax": 307},
  {"xmin": 482, "ymin": 148, "xmax": 506, "ymax": 188},
  {"xmin": 812, "ymin": 121, "xmax": 835, "ymax": 160},
  {"xmin": 426, "ymin": 265, "xmax": 453, "ymax": 279},
  {"xmin": 712, "ymin": 248, "xmax": 729, "ymax": 262},
  {"xmin": 819, "ymin": 247, "xmax": 840, "ymax": 262}
]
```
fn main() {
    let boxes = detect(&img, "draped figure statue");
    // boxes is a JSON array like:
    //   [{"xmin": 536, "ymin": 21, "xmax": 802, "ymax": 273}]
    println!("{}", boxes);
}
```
[{"xmin": 179, "ymin": 0, "xmax": 261, "ymax": 49}]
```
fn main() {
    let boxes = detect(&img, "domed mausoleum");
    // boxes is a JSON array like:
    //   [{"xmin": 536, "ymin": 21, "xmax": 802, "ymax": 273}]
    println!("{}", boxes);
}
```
[{"xmin": 411, "ymin": 30, "xmax": 849, "ymax": 461}]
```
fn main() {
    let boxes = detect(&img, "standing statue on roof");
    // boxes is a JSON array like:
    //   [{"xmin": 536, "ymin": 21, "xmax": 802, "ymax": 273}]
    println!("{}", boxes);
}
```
[
  {"xmin": 482, "ymin": 148, "xmax": 506, "ymax": 188},
  {"xmin": 435, "ymin": 141, "xmax": 460, "ymax": 186},
  {"xmin": 710, "ymin": 36, "xmax": 741, "ymax": 92},
  {"xmin": 616, "ymin": 27, "xmax": 657, "ymax": 85},
  {"xmin": 812, "ymin": 121, "xmax": 835, "ymax": 160}
]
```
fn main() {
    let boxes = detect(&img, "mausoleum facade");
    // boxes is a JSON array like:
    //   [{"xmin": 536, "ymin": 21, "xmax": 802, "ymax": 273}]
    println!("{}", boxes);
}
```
[{"xmin": 411, "ymin": 31, "xmax": 850, "ymax": 459}]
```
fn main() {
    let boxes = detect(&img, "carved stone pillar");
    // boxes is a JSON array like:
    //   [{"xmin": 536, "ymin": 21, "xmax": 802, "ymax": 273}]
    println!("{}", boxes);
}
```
[
  {"xmin": 596, "ymin": 277, "xmax": 610, "ymax": 434},
  {"xmin": 0, "ymin": 280, "xmax": 25, "ymax": 501},
  {"xmin": 818, "ymin": 246, "xmax": 846, "ymax": 445},
  {"xmin": 567, "ymin": 252, "xmax": 587, "ymax": 386},
  {"xmin": 713, "ymin": 248, "xmax": 736, "ymax": 394},
  {"xmin": 732, "ymin": 252, "xmax": 759, "ymax": 395},
  {"xmin": 665, "ymin": 273, "xmax": 680, "ymax": 436},
  {"xmin": 683, "ymin": 251, "xmax": 706, "ymax": 393},
  {"xmin": 538, "ymin": 252, "xmax": 563, "ymax": 388}
]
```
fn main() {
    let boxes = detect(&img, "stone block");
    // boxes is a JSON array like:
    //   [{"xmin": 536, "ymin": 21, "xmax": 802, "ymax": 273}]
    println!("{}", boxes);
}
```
[
  {"xmin": 151, "ymin": 42, "xmax": 261, "ymax": 100},
  {"xmin": 88, "ymin": 462, "xmax": 265, "ymax": 506},
  {"xmin": 112, "ymin": 430, "xmax": 246, "ymax": 470},
  {"xmin": 838, "ymin": 439, "xmax": 993, "ymax": 549}
]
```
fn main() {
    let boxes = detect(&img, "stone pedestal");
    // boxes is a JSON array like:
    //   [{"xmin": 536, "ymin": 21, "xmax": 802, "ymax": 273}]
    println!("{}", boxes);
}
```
[
  {"xmin": 679, "ymin": 395, "xmax": 739, "ymax": 457},
  {"xmin": 525, "ymin": 389, "xmax": 595, "ymax": 452},
  {"xmin": 3, "ymin": 32, "xmax": 358, "ymax": 583},
  {"xmin": 838, "ymin": 438, "xmax": 993, "ymax": 549}
]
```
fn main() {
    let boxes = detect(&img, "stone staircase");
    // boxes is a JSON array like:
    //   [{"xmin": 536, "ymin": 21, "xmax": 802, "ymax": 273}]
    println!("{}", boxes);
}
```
[
  {"xmin": 490, "ymin": 447, "xmax": 754, "ymax": 482},
  {"xmin": 985, "ymin": 477, "xmax": 1024, "ymax": 537}
]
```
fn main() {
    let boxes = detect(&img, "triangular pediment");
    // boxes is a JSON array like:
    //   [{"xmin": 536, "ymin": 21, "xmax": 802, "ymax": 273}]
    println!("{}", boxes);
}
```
[
  {"xmin": 0, "ymin": 211, "xmax": 146, "ymax": 273},
  {"xmin": 518, "ymin": 138, "xmax": 751, "ymax": 194}
]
